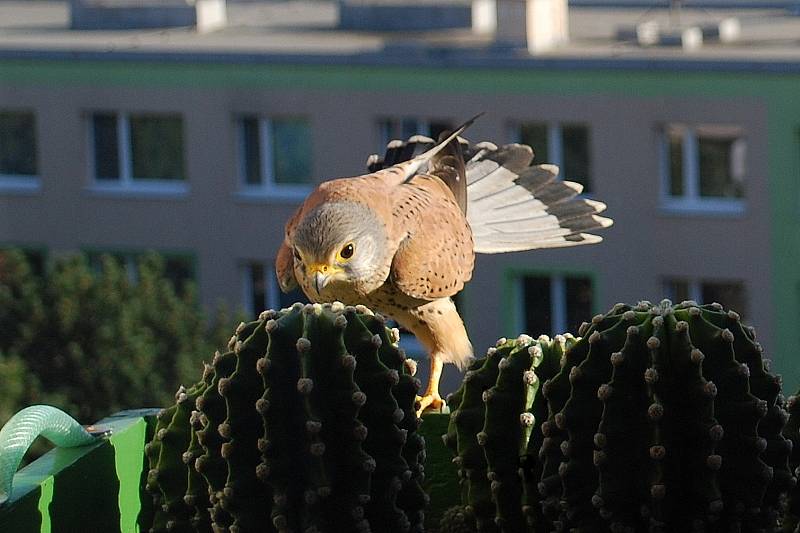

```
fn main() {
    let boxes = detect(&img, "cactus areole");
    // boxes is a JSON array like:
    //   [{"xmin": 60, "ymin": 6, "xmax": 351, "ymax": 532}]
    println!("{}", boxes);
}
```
[
  {"xmin": 443, "ymin": 300, "xmax": 796, "ymax": 533},
  {"xmin": 145, "ymin": 302, "xmax": 426, "ymax": 533}
]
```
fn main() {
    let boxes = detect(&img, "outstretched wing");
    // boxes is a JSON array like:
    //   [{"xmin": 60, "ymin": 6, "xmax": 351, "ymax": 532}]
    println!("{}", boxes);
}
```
[
  {"xmin": 464, "ymin": 142, "xmax": 612, "ymax": 253},
  {"xmin": 367, "ymin": 136, "xmax": 613, "ymax": 255}
]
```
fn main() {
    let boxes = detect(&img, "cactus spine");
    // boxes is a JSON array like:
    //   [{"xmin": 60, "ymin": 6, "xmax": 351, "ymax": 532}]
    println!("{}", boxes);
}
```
[
  {"xmin": 443, "ymin": 300, "xmax": 794, "ymax": 532},
  {"xmin": 443, "ymin": 334, "xmax": 575, "ymax": 532},
  {"xmin": 145, "ymin": 302, "xmax": 425, "ymax": 533}
]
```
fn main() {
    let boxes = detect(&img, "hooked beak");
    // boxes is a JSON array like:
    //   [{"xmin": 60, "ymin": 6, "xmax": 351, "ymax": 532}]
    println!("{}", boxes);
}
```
[
  {"xmin": 313, "ymin": 271, "xmax": 329, "ymax": 294},
  {"xmin": 308, "ymin": 264, "xmax": 336, "ymax": 295}
]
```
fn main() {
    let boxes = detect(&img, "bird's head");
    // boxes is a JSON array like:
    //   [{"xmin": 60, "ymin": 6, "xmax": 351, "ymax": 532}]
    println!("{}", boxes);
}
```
[{"xmin": 291, "ymin": 201, "xmax": 389, "ymax": 300}]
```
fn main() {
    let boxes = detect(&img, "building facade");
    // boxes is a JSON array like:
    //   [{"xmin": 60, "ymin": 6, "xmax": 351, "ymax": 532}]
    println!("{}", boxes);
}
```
[{"xmin": 1, "ymin": 2, "xmax": 799, "ymax": 392}]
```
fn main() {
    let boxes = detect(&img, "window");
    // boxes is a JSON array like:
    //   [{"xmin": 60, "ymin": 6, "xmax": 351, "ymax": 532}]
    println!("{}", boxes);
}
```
[
  {"xmin": 90, "ymin": 112, "xmax": 186, "ymax": 192},
  {"xmin": 662, "ymin": 278, "xmax": 747, "ymax": 317},
  {"xmin": 661, "ymin": 124, "xmax": 745, "ymax": 213},
  {"xmin": 377, "ymin": 117, "xmax": 453, "ymax": 151},
  {"xmin": 238, "ymin": 116, "xmax": 313, "ymax": 197},
  {"xmin": 86, "ymin": 251, "xmax": 195, "ymax": 294},
  {"xmin": 242, "ymin": 261, "xmax": 307, "ymax": 318},
  {"xmin": 518, "ymin": 273, "xmax": 593, "ymax": 337},
  {"xmin": 518, "ymin": 122, "xmax": 592, "ymax": 192},
  {"xmin": 0, "ymin": 111, "xmax": 38, "ymax": 190}
]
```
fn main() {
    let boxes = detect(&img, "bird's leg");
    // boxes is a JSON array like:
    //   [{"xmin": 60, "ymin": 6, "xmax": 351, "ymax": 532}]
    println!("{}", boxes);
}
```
[{"xmin": 416, "ymin": 354, "xmax": 444, "ymax": 416}]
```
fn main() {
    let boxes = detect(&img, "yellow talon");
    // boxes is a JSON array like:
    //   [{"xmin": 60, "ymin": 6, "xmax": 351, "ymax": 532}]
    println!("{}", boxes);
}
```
[
  {"xmin": 415, "ymin": 393, "xmax": 444, "ymax": 417},
  {"xmin": 415, "ymin": 352, "xmax": 445, "ymax": 417}
]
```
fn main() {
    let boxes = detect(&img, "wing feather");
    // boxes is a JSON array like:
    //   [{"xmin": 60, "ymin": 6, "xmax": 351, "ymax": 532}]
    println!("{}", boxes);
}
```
[
  {"xmin": 467, "ymin": 147, "xmax": 612, "ymax": 253},
  {"xmin": 275, "ymin": 240, "xmax": 298, "ymax": 292},
  {"xmin": 389, "ymin": 175, "xmax": 475, "ymax": 301},
  {"xmin": 365, "ymin": 131, "xmax": 613, "ymax": 257},
  {"xmin": 476, "ymin": 233, "xmax": 604, "ymax": 254}
]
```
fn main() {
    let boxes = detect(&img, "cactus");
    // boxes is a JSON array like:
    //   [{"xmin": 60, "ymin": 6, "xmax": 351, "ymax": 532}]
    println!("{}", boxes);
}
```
[
  {"xmin": 443, "ymin": 334, "xmax": 575, "ymax": 532},
  {"xmin": 146, "ymin": 369, "xmax": 215, "ymax": 533},
  {"xmin": 782, "ymin": 391, "xmax": 800, "ymax": 532},
  {"xmin": 145, "ymin": 302, "xmax": 425, "ymax": 533},
  {"xmin": 443, "ymin": 300, "xmax": 794, "ymax": 532}
]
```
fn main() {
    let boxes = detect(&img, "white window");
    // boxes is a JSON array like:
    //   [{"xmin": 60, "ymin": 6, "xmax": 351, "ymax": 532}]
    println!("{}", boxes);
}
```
[
  {"xmin": 377, "ymin": 117, "xmax": 453, "ymax": 151},
  {"xmin": 660, "ymin": 124, "xmax": 746, "ymax": 214},
  {"xmin": 516, "ymin": 273, "xmax": 593, "ymax": 337},
  {"xmin": 237, "ymin": 116, "xmax": 313, "ymax": 200},
  {"xmin": 662, "ymin": 277, "xmax": 747, "ymax": 318},
  {"xmin": 90, "ymin": 112, "xmax": 187, "ymax": 195},
  {"xmin": 515, "ymin": 122, "xmax": 592, "ymax": 193},
  {"xmin": 241, "ymin": 261, "xmax": 307, "ymax": 318},
  {"xmin": 0, "ymin": 110, "xmax": 39, "ymax": 191}
]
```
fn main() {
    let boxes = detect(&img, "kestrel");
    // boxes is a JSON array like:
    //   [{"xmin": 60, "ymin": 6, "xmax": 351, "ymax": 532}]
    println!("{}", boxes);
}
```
[{"xmin": 276, "ymin": 117, "xmax": 612, "ymax": 413}]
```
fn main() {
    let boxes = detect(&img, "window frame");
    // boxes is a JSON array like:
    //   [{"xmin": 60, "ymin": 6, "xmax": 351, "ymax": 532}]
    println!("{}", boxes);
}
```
[
  {"xmin": 658, "ymin": 123, "xmax": 746, "ymax": 216},
  {"xmin": 241, "ymin": 261, "xmax": 285, "ymax": 317},
  {"xmin": 236, "ymin": 115, "xmax": 313, "ymax": 202},
  {"xmin": 241, "ymin": 260, "xmax": 311, "ymax": 317},
  {"xmin": 661, "ymin": 277, "xmax": 748, "ymax": 317},
  {"xmin": 0, "ymin": 109, "xmax": 41, "ymax": 194},
  {"xmin": 505, "ymin": 267, "xmax": 598, "ymax": 338},
  {"xmin": 87, "ymin": 111, "xmax": 188, "ymax": 198},
  {"xmin": 376, "ymin": 116, "xmax": 454, "ymax": 152},
  {"xmin": 511, "ymin": 121, "xmax": 593, "ymax": 194}
]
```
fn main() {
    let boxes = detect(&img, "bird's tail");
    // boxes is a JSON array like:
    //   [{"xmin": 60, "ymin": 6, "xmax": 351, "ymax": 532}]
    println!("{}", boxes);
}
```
[
  {"xmin": 367, "ymin": 134, "xmax": 613, "ymax": 254},
  {"xmin": 463, "ymin": 142, "xmax": 613, "ymax": 253}
]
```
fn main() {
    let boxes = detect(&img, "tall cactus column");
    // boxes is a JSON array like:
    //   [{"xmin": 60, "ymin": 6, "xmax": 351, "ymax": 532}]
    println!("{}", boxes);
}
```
[
  {"xmin": 146, "ymin": 376, "xmax": 214, "ymax": 533},
  {"xmin": 783, "ymin": 391, "xmax": 800, "ymax": 532},
  {"xmin": 220, "ymin": 318, "xmax": 274, "ymax": 532},
  {"xmin": 144, "ymin": 302, "xmax": 424, "ymax": 533},
  {"xmin": 256, "ymin": 306, "xmax": 306, "ymax": 532},
  {"xmin": 442, "ymin": 300, "xmax": 794, "ymax": 533},
  {"xmin": 256, "ymin": 302, "xmax": 426, "ymax": 533},
  {"xmin": 343, "ymin": 310, "xmax": 413, "ymax": 533},
  {"xmin": 551, "ymin": 301, "xmax": 791, "ymax": 532},
  {"xmin": 444, "ymin": 334, "xmax": 574, "ymax": 532},
  {"xmin": 196, "ymin": 347, "xmax": 239, "ymax": 531}
]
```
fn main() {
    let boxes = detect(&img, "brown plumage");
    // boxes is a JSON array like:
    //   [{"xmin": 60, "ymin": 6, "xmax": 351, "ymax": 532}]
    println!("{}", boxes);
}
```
[{"xmin": 276, "ymin": 119, "xmax": 612, "ymax": 412}]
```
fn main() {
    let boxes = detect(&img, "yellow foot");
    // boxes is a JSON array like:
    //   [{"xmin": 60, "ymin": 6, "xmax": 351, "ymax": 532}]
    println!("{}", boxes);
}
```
[{"xmin": 415, "ymin": 393, "xmax": 443, "ymax": 417}]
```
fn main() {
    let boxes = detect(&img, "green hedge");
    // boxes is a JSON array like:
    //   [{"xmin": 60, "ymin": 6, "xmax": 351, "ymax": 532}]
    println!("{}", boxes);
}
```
[{"xmin": 0, "ymin": 249, "xmax": 239, "ymax": 425}]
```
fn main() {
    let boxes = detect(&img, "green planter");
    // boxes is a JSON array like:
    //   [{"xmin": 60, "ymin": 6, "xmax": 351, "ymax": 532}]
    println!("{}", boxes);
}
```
[{"xmin": 0, "ymin": 410, "xmax": 456, "ymax": 533}]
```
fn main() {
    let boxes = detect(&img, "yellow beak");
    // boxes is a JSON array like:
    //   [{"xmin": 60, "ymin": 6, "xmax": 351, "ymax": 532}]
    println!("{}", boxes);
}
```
[{"xmin": 307, "ymin": 263, "xmax": 342, "ymax": 294}]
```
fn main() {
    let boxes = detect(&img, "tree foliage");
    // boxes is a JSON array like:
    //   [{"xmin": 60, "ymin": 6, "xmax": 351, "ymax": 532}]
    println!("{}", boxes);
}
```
[{"xmin": 0, "ymin": 249, "xmax": 240, "ymax": 424}]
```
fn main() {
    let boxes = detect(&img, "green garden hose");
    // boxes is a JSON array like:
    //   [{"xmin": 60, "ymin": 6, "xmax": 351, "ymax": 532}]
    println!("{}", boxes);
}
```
[{"xmin": 0, "ymin": 405, "xmax": 105, "ymax": 504}]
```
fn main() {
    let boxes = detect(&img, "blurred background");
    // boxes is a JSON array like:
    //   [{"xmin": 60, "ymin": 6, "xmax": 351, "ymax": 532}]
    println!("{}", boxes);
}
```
[{"xmin": 1, "ymin": 0, "xmax": 799, "ymax": 424}]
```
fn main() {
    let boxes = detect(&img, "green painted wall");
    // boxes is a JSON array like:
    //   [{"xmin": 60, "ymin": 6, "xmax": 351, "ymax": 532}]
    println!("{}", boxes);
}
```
[
  {"xmin": 0, "ymin": 409, "xmax": 157, "ymax": 533},
  {"xmin": 1, "ymin": 59, "xmax": 798, "ymax": 387}
]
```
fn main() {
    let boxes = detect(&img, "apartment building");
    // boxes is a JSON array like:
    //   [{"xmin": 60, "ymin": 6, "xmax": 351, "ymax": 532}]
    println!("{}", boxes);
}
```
[{"xmin": 1, "ymin": 0, "xmax": 799, "ymax": 391}]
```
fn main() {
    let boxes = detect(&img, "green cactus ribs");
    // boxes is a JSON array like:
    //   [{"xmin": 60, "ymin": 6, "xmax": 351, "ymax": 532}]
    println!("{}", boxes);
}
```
[
  {"xmin": 145, "ymin": 302, "xmax": 425, "ymax": 533},
  {"xmin": 442, "ymin": 300, "xmax": 795, "ymax": 533},
  {"xmin": 443, "ymin": 333, "xmax": 575, "ymax": 533},
  {"xmin": 785, "ymin": 392, "xmax": 800, "ymax": 532}
]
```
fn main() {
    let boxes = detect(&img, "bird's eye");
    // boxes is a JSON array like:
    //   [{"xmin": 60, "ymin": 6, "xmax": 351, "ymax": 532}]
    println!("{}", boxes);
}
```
[{"xmin": 337, "ymin": 242, "xmax": 355, "ymax": 262}]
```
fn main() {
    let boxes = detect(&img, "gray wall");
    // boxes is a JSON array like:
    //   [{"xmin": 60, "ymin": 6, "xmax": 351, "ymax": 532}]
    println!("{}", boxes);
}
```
[{"xmin": 0, "ymin": 82, "xmax": 771, "ymax": 395}]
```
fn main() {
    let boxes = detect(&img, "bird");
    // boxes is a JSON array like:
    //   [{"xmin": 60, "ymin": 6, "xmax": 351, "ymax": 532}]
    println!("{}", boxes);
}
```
[{"xmin": 275, "ymin": 116, "xmax": 612, "ymax": 414}]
